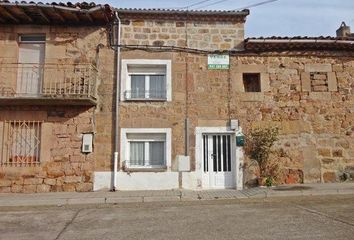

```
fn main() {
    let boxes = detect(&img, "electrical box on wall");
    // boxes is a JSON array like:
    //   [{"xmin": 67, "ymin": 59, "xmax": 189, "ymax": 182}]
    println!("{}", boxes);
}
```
[
  {"xmin": 82, "ymin": 133, "xmax": 93, "ymax": 153},
  {"xmin": 230, "ymin": 119, "xmax": 239, "ymax": 131},
  {"xmin": 177, "ymin": 155, "xmax": 190, "ymax": 172}
]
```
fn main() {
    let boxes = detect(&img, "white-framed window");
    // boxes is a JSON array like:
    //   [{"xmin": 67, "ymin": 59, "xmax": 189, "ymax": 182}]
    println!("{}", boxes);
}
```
[
  {"xmin": 121, "ymin": 128, "xmax": 172, "ymax": 170},
  {"xmin": 121, "ymin": 59, "xmax": 172, "ymax": 101}
]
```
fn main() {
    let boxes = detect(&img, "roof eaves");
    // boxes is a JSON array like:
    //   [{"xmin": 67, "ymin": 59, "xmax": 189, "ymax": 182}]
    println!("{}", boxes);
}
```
[
  {"xmin": 115, "ymin": 8, "xmax": 250, "ymax": 21},
  {"xmin": 244, "ymin": 37, "xmax": 354, "ymax": 52},
  {"xmin": 0, "ymin": 1, "xmax": 114, "ymax": 25}
]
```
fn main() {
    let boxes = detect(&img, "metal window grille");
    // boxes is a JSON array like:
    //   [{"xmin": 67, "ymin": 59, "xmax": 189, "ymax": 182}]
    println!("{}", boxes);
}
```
[{"xmin": 1, "ymin": 121, "xmax": 42, "ymax": 167}]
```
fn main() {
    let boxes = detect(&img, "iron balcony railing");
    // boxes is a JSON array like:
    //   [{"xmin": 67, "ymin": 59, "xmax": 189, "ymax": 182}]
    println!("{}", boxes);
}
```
[
  {"xmin": 0, "ymin": 63, "xmax": 98, "ymax": 100},
  {"xmin": 124, "ymin": 90, "xmax": 167, "ymax": 100}
]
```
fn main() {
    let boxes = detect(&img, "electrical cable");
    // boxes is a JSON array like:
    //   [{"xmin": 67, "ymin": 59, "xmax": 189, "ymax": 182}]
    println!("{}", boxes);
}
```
[
  {"xmin": 194, "ymin": 0, "xmax": 233, "ymax": 10},
  {"xmin": 179, "ymin": 0, "xmax": 216, "ymax": 9},
  {"xmin": 193, "ymin": 0, "xmax": 279, "ymax": 11},
  {"xmin": 233, "ymin": 0, "xmax": 279, "ymax": 11}
]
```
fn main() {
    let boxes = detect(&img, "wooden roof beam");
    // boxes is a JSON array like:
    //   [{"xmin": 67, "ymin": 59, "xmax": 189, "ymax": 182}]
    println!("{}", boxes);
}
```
[
  {"xmin": 37, "ymin": 8, "xmax": 50, "ymax": 23},
  {"xmin": 102, "ymin": 12, "xmax": 109, "ymax": 23},
  {"xmin": 85, "ymin": 13, "xmax": 93, "ymax": 23},
  {"xmin": 53, "ymin": 9, "xmax": 65, "ymax": 23},
  {"xmin": 17, "ymin": 7, "xmax": 33, "ymax": 23},
  {"xmin": 0, "ymin": 15, "xmax": 6, "ymax": 23},
  {"xmin": 0, "ymin": 6, "xmax": 20, "ymax": 23},
  {"xmin": 70, "ymin": 12, "xmax": 80, "ymax": 22}
]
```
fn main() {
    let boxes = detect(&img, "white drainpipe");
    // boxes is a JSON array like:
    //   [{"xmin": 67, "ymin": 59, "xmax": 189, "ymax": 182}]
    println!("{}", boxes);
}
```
[{"xmin": 113, "ymin": 11, "xmax": 121, "ymax": 191}]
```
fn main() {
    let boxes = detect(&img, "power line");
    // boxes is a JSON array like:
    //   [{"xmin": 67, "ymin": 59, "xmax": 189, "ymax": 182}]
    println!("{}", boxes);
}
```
[
  {"xmin": 193, "ymin": 0, "xmax": 280, "ymax": 11},
  {"xmin": 179, "ymin": 0, "xmax": 215, "ymax": 9},
  {"xmin": 233, "ymin": 0, "xmax": 279, "ymax": 11},
  {"xmin": 194, "ymin": 0, "xmax": 232, "ymax": 10}
]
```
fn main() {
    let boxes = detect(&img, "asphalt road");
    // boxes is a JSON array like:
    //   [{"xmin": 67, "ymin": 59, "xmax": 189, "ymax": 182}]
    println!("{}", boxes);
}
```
[{"xmin": 1, "ymin": 195, "xmax": 354, "ymax": 240}]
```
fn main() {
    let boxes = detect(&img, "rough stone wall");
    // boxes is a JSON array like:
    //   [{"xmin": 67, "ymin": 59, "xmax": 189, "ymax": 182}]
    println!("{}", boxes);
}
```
[
  {"xmin": 0, "ymin": 25, "xmax": 115, "ymax": 193},
  {"xmin": 120, "ymin": 18, "xmax": 245, "ymax": 50},
  {"xmin": 120, "ymin": 49, "xmax": 354, "ymax": 185},
  {"xmin": 229, "ymin": 56, "xmax": 353, "ymax": 184}
]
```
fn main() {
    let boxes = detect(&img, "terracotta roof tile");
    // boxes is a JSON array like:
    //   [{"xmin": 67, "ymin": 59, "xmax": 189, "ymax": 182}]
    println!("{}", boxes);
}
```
[
  {"xmin": 116, "ymin": 8, "xmax": 249, "ymax": 21},
  {"xmin": 244, "ymin": 37, "xmax": 354, "ymax": 52}
]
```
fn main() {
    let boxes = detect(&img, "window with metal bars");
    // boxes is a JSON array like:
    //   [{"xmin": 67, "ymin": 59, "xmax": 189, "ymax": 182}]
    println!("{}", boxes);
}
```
[{"xmin": 1, "ymin": 121, "xmax": 42, "ymax": 167}]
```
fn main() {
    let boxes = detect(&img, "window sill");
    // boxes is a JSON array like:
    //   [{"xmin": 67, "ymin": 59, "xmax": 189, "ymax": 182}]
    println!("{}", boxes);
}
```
[
  {"xmin": 124, "ymin": 98, "xmax": 168, "ymax": 102},
  {"xmin": 239, "ymin": 92, "xmax": 264, "ymax": 102},
  {"xmin": 0, "ymin": 164, "xmax": 42, "ymax": 169},
  {"xmin": 123, "ymin": 166, "xmax": 167, "ymax": 172},
  {"xmin": 308, "ymin": 92, "xmax": 332, "ymax": 100}
]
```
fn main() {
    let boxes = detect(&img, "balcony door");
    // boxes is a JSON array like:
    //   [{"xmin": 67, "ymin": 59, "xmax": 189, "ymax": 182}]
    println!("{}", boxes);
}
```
[{"xmin": 17, "ymin": 35, "xmax": 45, "ymax": 96}]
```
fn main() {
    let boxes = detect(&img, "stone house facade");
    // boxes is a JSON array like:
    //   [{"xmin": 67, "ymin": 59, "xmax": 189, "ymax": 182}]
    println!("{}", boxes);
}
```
[
  {"xmin": 0, "ymin": 4, "xmax": 353, "ymax": 193},
  {"xmin": 0, "ymin": 2, "xmax": 116, "ymax": 193},
  {"xmin": 95, "ymin": 9, "xmax": 354, "ymax": 190}
]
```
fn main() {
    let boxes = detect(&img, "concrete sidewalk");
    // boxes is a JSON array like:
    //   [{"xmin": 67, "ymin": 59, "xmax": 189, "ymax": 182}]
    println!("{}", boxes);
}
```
[{"xmin": 0, "ymin": 183, "xmax": 354, "ymax": 207}]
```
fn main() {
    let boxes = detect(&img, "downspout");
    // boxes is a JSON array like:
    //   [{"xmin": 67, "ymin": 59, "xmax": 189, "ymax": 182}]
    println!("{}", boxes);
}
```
[{"xmin": 112, "ymin": 11, "xmax": 121, "ymax": 191}]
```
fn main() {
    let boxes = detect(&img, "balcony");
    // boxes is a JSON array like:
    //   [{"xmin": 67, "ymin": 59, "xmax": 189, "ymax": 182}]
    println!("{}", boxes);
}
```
[
  {"xmin": 124, "ymin": 90, "xmax": 167, "ymax": 101},
  {"xmin": 0, "ymin": 63, "xmax": 98, "ymax": 106}
]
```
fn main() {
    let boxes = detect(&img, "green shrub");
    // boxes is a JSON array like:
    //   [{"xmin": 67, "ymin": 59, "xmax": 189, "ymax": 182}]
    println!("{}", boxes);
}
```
[{"xmin": 245, "ymin": 126, "xmax": 280, "ymax": 180}]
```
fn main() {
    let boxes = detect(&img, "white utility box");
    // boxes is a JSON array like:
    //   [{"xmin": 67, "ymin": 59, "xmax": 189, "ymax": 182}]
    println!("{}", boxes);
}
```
[
  {"xmin": 230, "ymin": 119, "xmax": 239, "ymax": 131},
  {"xmin": 177, "ymin": 155, "xmax": 190, "ymax": 172},
  {"xmin": 82, "ymin": 133, "xmax": 93, "ymax": 153}
]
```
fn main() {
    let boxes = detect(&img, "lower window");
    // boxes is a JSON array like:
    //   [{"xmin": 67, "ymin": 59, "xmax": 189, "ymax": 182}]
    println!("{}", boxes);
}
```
[
  {"xmin": 1, "ymin": 121, "xmax": 42, "ymax": 166},
  {"xmin": 126, "ymin": 133, "xmax": 167, "ymax": 168},
  {"xmin": 122, "ymin": 128, "xmax": 171, "ymax": 171},
  {"xmin": 130, "ymin": 141, "xmax": 165, "ymax": 167}
]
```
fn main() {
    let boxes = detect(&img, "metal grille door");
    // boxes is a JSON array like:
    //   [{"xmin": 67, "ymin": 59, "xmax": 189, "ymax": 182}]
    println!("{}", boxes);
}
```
[{"xmin": 203, "ymin": 134, "xmax": 234, "ymax": 188}]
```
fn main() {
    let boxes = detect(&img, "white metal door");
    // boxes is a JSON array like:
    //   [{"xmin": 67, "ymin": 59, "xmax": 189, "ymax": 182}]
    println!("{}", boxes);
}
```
[
  {"xmin": 17, "ymin": 43, "xmax": 45, "ymax": 96},
  {"xmin": 203, "ymin": 134, "xmax": 235, "ymax": 188}
]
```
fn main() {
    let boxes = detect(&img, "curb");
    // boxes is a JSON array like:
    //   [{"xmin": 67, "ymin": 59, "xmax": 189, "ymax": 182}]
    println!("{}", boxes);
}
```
[{"xmin": 0, "ymin": 189, "xmax": 354, "ymax": 208}]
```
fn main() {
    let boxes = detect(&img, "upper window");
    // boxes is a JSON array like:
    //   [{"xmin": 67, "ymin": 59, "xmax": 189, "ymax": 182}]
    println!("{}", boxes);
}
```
[
  {"xmin": 19, "ymin": 35, "xmax": 46, "ymax": 43},
  {"xmin": 243, "ymin": 73, "xmax": 261, "ymax": 92},
  {"xmin": 121, "ymin": 60, "xmax": 172, "ymax": 101}
]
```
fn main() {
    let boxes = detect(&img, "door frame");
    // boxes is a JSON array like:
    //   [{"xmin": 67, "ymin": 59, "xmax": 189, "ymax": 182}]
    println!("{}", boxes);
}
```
[
  {"xmin": 195, "ymin": 127, "xmax": 243, "ymax": 190},
  {"xmin": 203, "ymin": 133, "xmax": 234, "ymax": 189}
]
